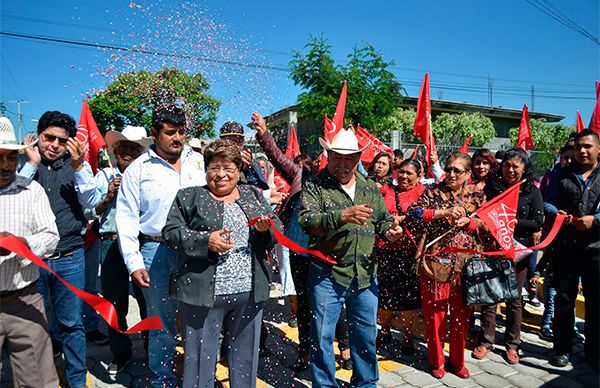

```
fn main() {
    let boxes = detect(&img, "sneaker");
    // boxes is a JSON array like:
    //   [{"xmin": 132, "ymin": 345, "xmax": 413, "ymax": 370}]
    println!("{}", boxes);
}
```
[
  {"xmin": 472, "ymin": 344, "xmax": 491, "ymax": 360},
  {"xmin": 550, "ymin": 353, "xmax": 570, "ymax": 367},
  {"xmin": 288, "ymin": 317, "xmax": 298, "ymax": 328},
  {"xmin": 107, "ymin": 353, "xmax": 132, "ymax": 375},
  {"xmin": 573, "ymin": 331, "xmax": 585, "ymax": 344},
  {"xmin": 539, "ymin": 326, "xmax": 553, "ymax": 341},
  {"xmin": 505, "ymin": 348, "xmax": 520, "ymax": 364},
  {"xmin": 528, "ymin": 293, "xmax": 541, "ymax": 307},
  {"xmin": 86, "ymin": 330, "xmax": 109, "ymax": 345}
]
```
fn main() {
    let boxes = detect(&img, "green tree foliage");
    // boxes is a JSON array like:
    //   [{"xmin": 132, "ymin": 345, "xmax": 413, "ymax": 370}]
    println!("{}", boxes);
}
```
[
  {"xmin": 88, "ymin": 68, "xmax": 220, "ymax": 138},
  {"xmin": 384, "ymin": 108, "xmax": 495, "ymax": 146},
  {"xmin": 508, "ymin": 119, "xmax": 574, "ymax": 169},
  {"xmin": 289, "ymin": 36, "xmax": 404, "ymax": 138}
]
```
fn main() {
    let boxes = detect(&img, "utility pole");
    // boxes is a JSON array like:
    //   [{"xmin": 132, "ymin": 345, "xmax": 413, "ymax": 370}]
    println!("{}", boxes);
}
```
[
  {"xmin": 487, "ymin": 75, "xmax": 494, "ymax": 106},
  {"xmin": 8, "ymin": 100, "xmax": 29, "ymax": 142},
  {"xmin": 530, "ymin": 85, "xmax": 535, "ymax": 111}
]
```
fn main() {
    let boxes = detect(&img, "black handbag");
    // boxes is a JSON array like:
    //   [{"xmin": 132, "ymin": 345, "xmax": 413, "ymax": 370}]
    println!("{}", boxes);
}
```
[{"xmin": 462, "ymin": 255, "xmax": 520, "ymax": 306}]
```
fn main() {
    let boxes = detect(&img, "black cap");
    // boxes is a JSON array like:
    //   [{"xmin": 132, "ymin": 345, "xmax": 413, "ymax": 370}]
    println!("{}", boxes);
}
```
[{"xmin": 219, "ymin": 121, "xmax": 245, "ymax": 138}]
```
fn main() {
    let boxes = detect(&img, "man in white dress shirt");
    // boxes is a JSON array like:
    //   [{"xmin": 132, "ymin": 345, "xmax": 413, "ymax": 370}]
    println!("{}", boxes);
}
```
[
  {"xmin": 0, "ymin": 139, "xmax": 60, "ymax": 387},
  {"xmin": 116, "ymin": 105, "xmax": 206, "ymax": 387}
]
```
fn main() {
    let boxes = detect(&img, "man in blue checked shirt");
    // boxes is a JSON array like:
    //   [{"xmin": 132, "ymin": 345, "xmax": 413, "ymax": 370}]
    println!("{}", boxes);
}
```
[{"xmin": 116, "ymin": 106, "xmax": 206, "ymax": 387}]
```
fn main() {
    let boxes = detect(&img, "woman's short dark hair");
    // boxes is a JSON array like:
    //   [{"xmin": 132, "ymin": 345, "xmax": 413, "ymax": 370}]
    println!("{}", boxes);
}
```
[
  {"xmin": 368, "ymin": 152, "xmax": 393, "ymax": 178},
  {"xmin": 500, "ymin": 147, "xmax": 534, "ymax": 191},
  {"xmin": 203, "ymin": 139, "xmax": 243, "ymax": 170},
  {"xmin": 152, "ymin": 105, "xmax": 186, "ymax": 131},
  {"xmin": 37, "ymin": 111, "xmax": 77, "ymax": 137},
  {"xmin": 446, "ymin": 151, "xmax": 472, "ymax": 171},
  {"xmin": 472, "ymin": 148, "xmax": 499, "ymax": 181},
  {"xmin": 398, "ymin": 159, "xmax": 422, "ymax": 176}
]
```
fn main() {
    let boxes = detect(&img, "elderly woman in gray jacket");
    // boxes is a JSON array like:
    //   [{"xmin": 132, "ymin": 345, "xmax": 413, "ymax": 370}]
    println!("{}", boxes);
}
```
[{"xmin": 162, "ymin": 140, "xmax": 280, "ymax": 388}]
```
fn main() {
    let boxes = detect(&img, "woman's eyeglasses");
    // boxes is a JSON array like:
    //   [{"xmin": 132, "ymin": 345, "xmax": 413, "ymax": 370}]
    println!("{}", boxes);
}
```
[
  {"xmin": 444, "ymin": 167, "xmax": 466, "ymax": 175},
  {"xmin": 207, "ymin": 166, "xmax": 238, "ymax": 175},
  {"xmin": 41, "ymin": 133, "xmax": 69, "ymax": 145}
]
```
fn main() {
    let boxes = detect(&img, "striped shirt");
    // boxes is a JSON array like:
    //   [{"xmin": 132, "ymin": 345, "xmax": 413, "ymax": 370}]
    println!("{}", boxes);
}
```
[
  {"xmin": 116, "ymin": 145, "xmax": 206, "ymax": 274},
  {"xmin": 0, "ymin": 176, "xmax": 59, "ymax": 292}
]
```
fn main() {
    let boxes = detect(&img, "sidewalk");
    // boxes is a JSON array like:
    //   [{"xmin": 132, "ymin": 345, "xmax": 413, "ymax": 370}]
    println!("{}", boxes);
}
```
[{"xmin": 2, "ymin": 288, "xmax": 598, "ymax": 387}]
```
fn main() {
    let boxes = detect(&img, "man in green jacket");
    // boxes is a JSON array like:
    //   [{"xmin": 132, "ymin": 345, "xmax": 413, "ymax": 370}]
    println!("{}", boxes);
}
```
[{"xmin": 299, "ymin": 127, "xmax": 402, "ymax": 387}]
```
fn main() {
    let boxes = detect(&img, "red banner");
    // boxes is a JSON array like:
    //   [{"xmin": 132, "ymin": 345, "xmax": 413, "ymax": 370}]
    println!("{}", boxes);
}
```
[
  {"xmin": 517, "ymin": 103, "xmax": 535, "ymax": 151},
  {"xmin": 414, "ymin": 73, "xmax": 437, "ymax": 177},
  {"xmin": 459, "ymin": 135, "xmax": 472, "ymax": 154},
  {"xmin": 475, "ymin": 181, "xmax": 523, "ymax": 258},
  {"xmin": 0, "ymin": 235, "xmax": 162, "ymax": 333},
  {"xmin": 76, "ymin": 101, "xmax": 107, "ymax": 175},
  {"xmin": 576, "ymin": 111, "xmax": 585, "ymax": 133},
  {"xmin": 321, "ymin": 81, "xmax": 348, "ymax": 171},
  {"xmin": 248, "ymin": 217, "xmax": 336, "ymax": 265},
  {"xmin": 285, "ymin": 125, "xmax": 301, "ymax": 159}
]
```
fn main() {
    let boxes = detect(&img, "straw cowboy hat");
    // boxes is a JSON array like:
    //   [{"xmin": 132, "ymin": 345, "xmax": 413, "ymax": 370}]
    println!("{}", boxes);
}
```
[
  {"xmin": 319, "ymin": 127, "xmax": 370, "ymax": 155},
  {"xmin": 189, "ymin": 137, "xmax": 209, "ymax": 150},
  {"xmin": 0, "ymin": 116, "xmax": 34, "ymax": 150},
  {"xmin": 105, "ymin": 125, "xmax": 154, "ymax": 152}
]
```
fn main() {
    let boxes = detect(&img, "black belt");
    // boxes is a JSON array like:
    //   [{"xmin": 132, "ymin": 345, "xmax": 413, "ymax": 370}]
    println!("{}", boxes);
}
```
[
  {"xmin": 100, "ymin": 233, "xmax": 118, "ymax": 241},
  {"xmin": 47, "ymin": 249, "xmax": 76, "ymax": 260},
  {"xmin": 0, "ymin": 281, "xmax": 38, "ymax": 303},
  {"xmin": 140, "ymin": 234, "xmax": 163, "ymax": 242}
]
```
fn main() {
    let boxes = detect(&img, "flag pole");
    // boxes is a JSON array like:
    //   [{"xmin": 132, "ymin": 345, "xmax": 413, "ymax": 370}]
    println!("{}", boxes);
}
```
[{"xmin": 101, "ymin": 147, "xmax": 117, "ymax": 177}]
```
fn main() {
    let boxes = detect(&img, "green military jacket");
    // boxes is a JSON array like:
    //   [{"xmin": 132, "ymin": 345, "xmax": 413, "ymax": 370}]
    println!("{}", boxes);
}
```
[{"xmin": 299, "ymin": 169, "xmax": 394, "ymax": 289}]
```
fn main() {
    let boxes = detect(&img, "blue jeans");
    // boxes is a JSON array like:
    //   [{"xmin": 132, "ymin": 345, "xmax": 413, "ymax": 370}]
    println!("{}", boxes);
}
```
[
  {"xmin": 308, "ymin": 260, "xmax": 379, "ymax": 388},
  {"xmin": 542, "ymin": 275, "xmax": 556, "ymax": 327},
  {"xmin": 38, "ymin": 248, "xmax": 87, "ymax": 388},
  {"xmin": 83, "ymin": 239, "xmax": 101, "ymax": 333},
  {"xmin": 140, "ymin": 241, "xmax": 178, "ymax": 388}
]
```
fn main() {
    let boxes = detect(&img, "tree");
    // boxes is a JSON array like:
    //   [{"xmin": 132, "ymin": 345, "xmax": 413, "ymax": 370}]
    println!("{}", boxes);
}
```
[
  {"xmin": 509, "ymin": 119, "xmax": 574, "ymax": 169},
  {"xmin": 88, "ymin": 68, "xmax": 221, "ymax": 138},
  {"xmin": 289, "ymin": 36, "xmax": 405, "ymax": 138}
]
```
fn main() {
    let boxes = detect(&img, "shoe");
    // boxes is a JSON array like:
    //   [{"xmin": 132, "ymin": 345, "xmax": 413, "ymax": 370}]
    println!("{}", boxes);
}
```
[
  {"xmin": 573, "ymin": 331, "xmax": 585, "ymax": 344},
  {"xmin": 451, "ymin": 366, "xmax": 470, "ymax": 379},
  {"xmin": 505, "ymin": 348, "xmax": 520, "ymax": 364},
  {"xmin": 86, "ymin": 330, "xmax": 109, "ymax": 345},
  {"xmin": 550, "ymin": 353, "xmax": 570, "ymax": 367},
  {"xmin": 288, "ymin": 317, "xmax": 298, "ymax": 328},
  {"xmin": 292, "ymin": 354, "xmax": 310, "ymax": 372},
  {"xmin": 431, "ymin": 366, "xmax": 445, "ymax": 379},
  {"xmin": 528, "ymin": 293, "xmax": 541, "ymax": 307},
  {"xmin": 376, "ymin": 331, "xmax": 393, "ymax": 349},
  {"xmin": 107, "ymin": 353, "xmax": 132, "ymax": 375},
  {"xmin": 472, "ymin": 344, "xmax": 491, "ymax": 360},
  {"xmin": 539, "ymin": 326, "xmax": 553, "ymax": 341},
  {"xmin": 339, "ymin": 357, "xmax": 353, "ymax": 370}
]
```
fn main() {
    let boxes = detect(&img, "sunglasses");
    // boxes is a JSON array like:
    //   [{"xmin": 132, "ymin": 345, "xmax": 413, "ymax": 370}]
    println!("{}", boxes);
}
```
[
  {"xmin": 444, "ymin": 167, "xmax": 466, "ymax": 175},
  {"xmin": 41, "ymin": 133, "xmax": 69, "ymax": 145}
]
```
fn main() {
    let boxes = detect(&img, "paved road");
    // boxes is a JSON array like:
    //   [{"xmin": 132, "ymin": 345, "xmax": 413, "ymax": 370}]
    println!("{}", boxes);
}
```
[{"xmin": 2, "ymin": 286, "xmax": 598, "ymax": 387}]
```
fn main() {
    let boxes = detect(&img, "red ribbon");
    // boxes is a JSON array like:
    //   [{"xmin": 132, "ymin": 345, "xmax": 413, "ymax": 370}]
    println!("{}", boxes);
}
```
[
  {"xmin": 248, "ymin": 217, "xmax": 337, "ymax": 265},
  {"xmin": 0, "ymin": 236, "xmax": 162, "ymax": 334},
  {"xmin": 426, "ymin": 213, "xmax": 566, "ymax": 258}
]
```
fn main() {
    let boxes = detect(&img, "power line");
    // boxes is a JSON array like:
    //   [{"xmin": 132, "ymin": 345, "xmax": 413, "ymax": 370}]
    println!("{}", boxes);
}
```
[
  {"xmin": 524, "ymin": 0, "xmax": 600, "ymax": 45},
  {"xmin": 1, "ymin": 53, "xmax": 25, "ymax": 96},
  {"xmin": 0, "ymin": 30, "xmax": 596, "ymax": 102}
]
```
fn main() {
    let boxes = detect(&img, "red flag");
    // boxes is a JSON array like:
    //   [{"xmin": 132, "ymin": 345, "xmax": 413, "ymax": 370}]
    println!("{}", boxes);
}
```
[
  {"xmin": 589, "ymin": 81, "xmax": 600, "ymax": 135},
  {"xmin": 285, "ymin": 125, "xmax": 301, "ymax": 159},
  {"xmin": 320, "ymin": 81, "xmax": 348, "ymax": 170},
  {"xmin": 475, "ymin": 181, "xmax": 523, "ymax": 258},
  {"xmin": 517, "ymin": 103, "xmax": 534, "ymax": 151},
  {"xmin": 410, "ymin": 145, "xmax": 419, "ymax": 160},
  {"xmin": 76, "ymin": 101, "xmax": 106, "ymax": 174},
  {"xmin": 458, "ymin": 135, "xmax": 472, "ymax": 154},
  {"xmin": 576, "ymin": 111, "xmax": 585, "ymax": 133},
  {"xmin": 414, "ymin": 73, "xmax": 437, "ymax": 176},
  {"xmin": 355, "ymin": 125, "xmax": 374, "ymax": 162}
]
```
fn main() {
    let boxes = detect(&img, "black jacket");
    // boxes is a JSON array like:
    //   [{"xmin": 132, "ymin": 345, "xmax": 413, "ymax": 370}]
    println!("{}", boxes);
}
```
[{"xmin": 162, "ymin": 184, "xmax": 281, "ymax": 307}]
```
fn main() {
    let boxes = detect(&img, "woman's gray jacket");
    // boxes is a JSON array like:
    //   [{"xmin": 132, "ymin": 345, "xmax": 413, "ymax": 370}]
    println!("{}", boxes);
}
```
[{"xmin": 162, "ymin": 184, "xmax": 281, "ymax": 307}]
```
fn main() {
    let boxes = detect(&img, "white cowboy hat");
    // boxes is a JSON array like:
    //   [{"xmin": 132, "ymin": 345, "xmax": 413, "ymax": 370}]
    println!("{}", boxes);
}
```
[
  {"xmin": 105, "ymin": 125, "xmax": 154, "ymax": 152},
  {"xmin": 0, "ymin": 116, "xmax": 32, "ymax": 150},
  {"xmin": 318, "ymin": 127, "xmax": 370, "ymax": 155}
]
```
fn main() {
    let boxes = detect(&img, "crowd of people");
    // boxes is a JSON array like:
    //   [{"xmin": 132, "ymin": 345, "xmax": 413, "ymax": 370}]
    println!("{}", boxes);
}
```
[{"xmin": 0, "ymin": 105, "xmax": 598, "ymax": 388}]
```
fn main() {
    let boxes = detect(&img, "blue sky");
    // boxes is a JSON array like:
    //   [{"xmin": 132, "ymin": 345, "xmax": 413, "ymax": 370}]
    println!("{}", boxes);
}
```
[{"xmin": 1, "ymin": 0, "xmax": 598, "ymax": 141}]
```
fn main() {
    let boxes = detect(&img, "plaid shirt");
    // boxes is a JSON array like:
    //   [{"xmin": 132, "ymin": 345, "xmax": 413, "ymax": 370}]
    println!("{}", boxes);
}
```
[{"xmin": 0, "ymin": 176, "xmax": 59, "ymax": 292}]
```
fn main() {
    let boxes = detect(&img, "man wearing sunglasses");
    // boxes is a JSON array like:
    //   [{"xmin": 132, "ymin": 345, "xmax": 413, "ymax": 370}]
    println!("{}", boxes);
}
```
[{"xmin": 19, "ymin": 110, "xmax": 103, "ymax": 388}]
